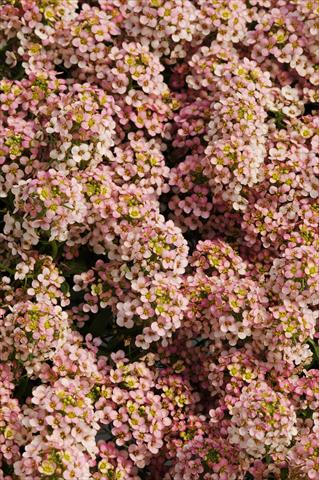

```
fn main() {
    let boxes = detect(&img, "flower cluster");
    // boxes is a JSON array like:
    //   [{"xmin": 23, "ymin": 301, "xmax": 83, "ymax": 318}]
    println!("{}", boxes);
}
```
[
  {"xmin": 0, "ymin": 364, "xmax": 25, "ymax": 471},
  {"xmin": 0, "ymin": 300, "xmax": 69, "ymax": 375},
  {"xmin": 4, "ymin": 169, "xmax": 86, "ymax": 247},
  {"xmin": 228, "ymin": 380, "xmax": 297, "ymax": 459},
  {"xmin": 94, "ymin": 351, "xmax": 173, "ymax": 468},
  {"xmin": 0, "ymin": 0, "xmax": 319, "ymax": 479}
]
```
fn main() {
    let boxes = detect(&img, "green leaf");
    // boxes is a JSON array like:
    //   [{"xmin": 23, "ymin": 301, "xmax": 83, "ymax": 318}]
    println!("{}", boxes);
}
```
[
  {"xmin": 267, "ymin": 110, "xmax": 287, "ymax": 129},
  {"xmin": 244, "ymin": 474, "xmax": 254, "ymax": 480},
  {"xmin": 60, "ymin": 281, "xmax": 70, "ymax": 295},
  {"xmin": 308, "ymin": 338, "xmax": 319, "ymax": 362},
  {"xmin": 50, "ymin": 240, "xmax": 59, "ymax": 260},
  {"xmin": 14, "ymin": 376, "xmax": 32, "ymax": 403},
  {"xmin": 280, "ymin": 467, "xmax": 289, "ymax": 480},
  {"xmin": 62, "ymin": 258, "xmax": 89, "ymax": 276},
  {"xmin": 0, "ymin": 263, "xmax": 14, "ymax": 275},
  {"xmin": 86, "ymin": 308, "xmax": 114, "ymax": 337}
]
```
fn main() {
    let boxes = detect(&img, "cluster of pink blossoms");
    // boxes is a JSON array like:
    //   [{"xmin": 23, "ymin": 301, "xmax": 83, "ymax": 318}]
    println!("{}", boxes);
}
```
[{"xmin": 0, "ymin": 0, "xmax": 319, "ymax": 479}]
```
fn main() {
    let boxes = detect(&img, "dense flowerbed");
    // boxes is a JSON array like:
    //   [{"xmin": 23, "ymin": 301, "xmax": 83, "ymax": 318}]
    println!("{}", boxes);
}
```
[{"xmin": 0, "ymin": 0, "xmax": 319, "ymax": 479}]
